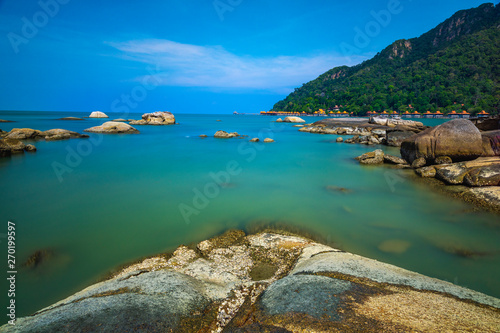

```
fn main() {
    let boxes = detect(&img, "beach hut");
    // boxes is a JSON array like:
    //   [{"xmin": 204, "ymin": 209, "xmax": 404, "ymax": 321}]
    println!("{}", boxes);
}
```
[
  {"xmin": 402, "ymin": 110, "xmax": 411, "ymax": 118},
  {"xmin": 459, "ymin": 110, "xmax": 470, "ymax": 119},
  {"xmin": 423, "ymin": 111, "xmax": 433, "ymax": 119},
  {"xmin": 434, "ymin": 110, "xmax": 444, "ymax": 118},
  {"xmin": 449, "ymin": 110, "xmax": 459, "ymax": 119},
  {"xmin": 477, "ymin": 110, "xmax": 490, "ymax": 118},
  {"xmin": 412, "ymin": 111, "xmax": 421, "ymax": 118}
]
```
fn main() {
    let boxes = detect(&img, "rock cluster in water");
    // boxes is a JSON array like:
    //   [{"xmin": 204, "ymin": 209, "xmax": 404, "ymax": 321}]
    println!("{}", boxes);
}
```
[
  {"xmin": 354, "ymin": 118, "xmax": 500, "ymax": 211},
  {"xmin": 2, "ymin": 230, "xmax": 499, "ymax": 332},
  {"xmin": 130, "ymin": 111, "xmax": 175, "ymax": 125},
  {"xmin": 0, "ymin": 128, "xmax": 89, "ymax": 157},
  {"xmin": 299, "ymin": 117, "xmax": 427, "ymax": 146}
]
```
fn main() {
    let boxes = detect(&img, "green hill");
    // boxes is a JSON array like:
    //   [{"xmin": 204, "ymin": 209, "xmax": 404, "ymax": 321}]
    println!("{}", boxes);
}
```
[{"xmin": 271, "ymin": 3, "xmax": 500, "ymax": 116}]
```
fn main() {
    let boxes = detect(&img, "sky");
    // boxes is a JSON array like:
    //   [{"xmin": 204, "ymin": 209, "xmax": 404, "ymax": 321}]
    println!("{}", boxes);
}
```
[{"xmin": 0, "ymin": 0, "xmax": 492, "ymax": 114}]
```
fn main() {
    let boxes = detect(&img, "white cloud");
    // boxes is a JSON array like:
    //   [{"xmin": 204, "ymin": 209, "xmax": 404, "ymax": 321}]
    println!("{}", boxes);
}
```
[{"xmin": 107, "ymin": 39, "xmax": 366, "ymax": 93}]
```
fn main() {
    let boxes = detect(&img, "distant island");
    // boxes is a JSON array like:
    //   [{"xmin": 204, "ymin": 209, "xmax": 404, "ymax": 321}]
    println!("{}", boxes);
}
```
[{"xmin": 271, "ymin": 3, "xmax": 500, "ymax": 117}]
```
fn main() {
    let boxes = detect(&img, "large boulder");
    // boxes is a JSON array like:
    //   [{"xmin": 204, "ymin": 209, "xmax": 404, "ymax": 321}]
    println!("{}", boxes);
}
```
[
  {"xmin": 130, "ymin": 111, "xmax": 175, "ymax": 125},
  {"xmin": 283, "ymin": 116, "xmax": 305, "ymax": 123},
  {"xmin": 401, "ymin": 119, "xmax": 483, "ymax": 164},
  {"xmin": 89, "ymin": 111, "xmax": 108, "ymax": 118},
  {"xmin": 84, "ymin": 122, "xmax": 139, "ymax": 134},
  {"xmin": 481, "ymin": 130, "xmax": 500, "ymax": 156},
  {"xmin": 386, "ymin": 125, "xmax": 422, "ymax": 147},
  {"xmin": 5, "ymin": 128, "xmax": 44, "ymax": 140},
  {"xmin": 472, "ymin": 115, "xmax": 500, "ymax": 131}
]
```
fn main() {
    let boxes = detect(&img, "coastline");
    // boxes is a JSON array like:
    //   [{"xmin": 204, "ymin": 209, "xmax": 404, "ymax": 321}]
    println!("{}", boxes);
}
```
[{"xmin": 2, "ymin": 229, "xmax": 499, "ymax": 332}]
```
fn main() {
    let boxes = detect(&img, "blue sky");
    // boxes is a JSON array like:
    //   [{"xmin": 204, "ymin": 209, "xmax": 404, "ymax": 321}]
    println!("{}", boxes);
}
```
[{"xmin": 0, "ymin": 0, "xmax": 491, "ymax": 114}]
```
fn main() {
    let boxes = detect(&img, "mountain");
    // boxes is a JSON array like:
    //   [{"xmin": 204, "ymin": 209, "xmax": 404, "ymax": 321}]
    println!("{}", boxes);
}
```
[{"xmin": 271, "ymin": 3, "xmax": 500, "ymax": 115}]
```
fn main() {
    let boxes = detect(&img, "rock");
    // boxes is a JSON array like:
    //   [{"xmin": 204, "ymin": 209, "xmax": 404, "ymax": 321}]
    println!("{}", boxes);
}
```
[
  {"xmin": 0, "ymin": 119, "xmax": 14, "ymax": 122},
  {"xmin": 263, "ymin": 138, "xmax": 275, "ymax": 143},
  {"xmin": 383, "ymin": 154, "xmax": 407, "ymax": 165},
  {"xmin": 4, "ymin": 231, "xmax": 500, "ymax": 333},
  {"xmin": 276, "ymin": 118, "xmax": 283, "ymax": 122},
  {"xmin": 250, "ymin": 138, "xmax": 259, "ymax": 142},
  {"xmin": 355, "ymin": 149, "xmax": 384, "ymax": 165},
  {"xmin": 57, "ymin": 117, "xmax": 84, "ymax": 121},
  {"xmin": 401, "ymin": 119, "xmax": 483, "ymax": 164},
  {"xmin": 293, "ymin": 124, "xmax": 304, "ymax": 127},
  {"xmin": 344, "ymin": 135, "xmax": 360, "ymax": 144},
  {"xmin": 462, "ymin": 186, "xmax": 500, "ymax": 211},
  {"xmin": 229, "ymin": 132, "xmax": 240, "ymax": 137},
  {"xmin": 112, "ymin": 118, "xmax": 128, "ymax": 122},
  {"xmin": 214, "ymin": 130, "xmax": 237, "ymax": 138},
  {"xmin": 260, "ymin": 274, "xmax": 351, "ymax": 320},
  {"xmin": 2, "ymin": 139, "xmax": 26, "ymax": 153},
  {"xmin": 5, "ymin": 128, "xmax": 44, "ymax": 140},
  {"xmin": 0, "ymin": 139, "xmax": 26, "ymax": 156},
  {"xmin": 336, "ymin": 137, "xmax": 343, "ymax": 143},
  {"xmin": 199, "ymin": 134, "xmax": 208, "ymax": 138},
  {"xmin": 84, "ymin": 122, "xmax": 139, "ymax": 134},
  {"xmin": 481, "ymin": 130, "xmax": 500, "ymax": 156},
  {"xmin": 25, "ymin": 144, "xmax": 37, "ymax": 152},
  {"xmin": 43, "ymin": 129, "xmax": 89, "ymax": 141},
  {"xmin": 88, "ymin": 111, "xmax": 108, "ymax": 118},
  {"xmin": 415, "ymin": 166, "xmax": 437, "ymax": 178},
  {"xmin": 326, "ymin": 185, "xmax": 353, "ymax": 194},
  {"xmin": 472, "ymin": 115, "xmax": 500, "ymax": 131},
  {"xmin": 372, "ymin": 129, "xmax": 386, "ymax": 136},
  {"xmin": 378, "ymin": 240, "xmax": 411, "ymax": 254},
  {"xmin": 283, "ymin": 116, "xmax": 305, "ymax": 123},
  {"xmin": 386, "ymin": 128, "xmax": 418, "ymax": 147},
  {"xmin": 463, "ymin": 163, "xmax": 500, "ymax": 187},
  {"xmin": 369, "ymin": 116, "xmax": 388, "ymax": 126},
  {"xmin": 412, "ymin": 157, "xmax": 427, "ymax": 169},
  {"xmin": 129, "ymin": 111, "xmax": 175, "ymax": 125},
  {"xmin": 23, "ymin": 249, "xmax": 52, "ymax": 268},
  {"xmin": 435, "ymin": 157, "xmax": 500, "ymax": 186},
  {"xmin": 435, "ymin": 156, "xmax": 452, "ymax": 165}
]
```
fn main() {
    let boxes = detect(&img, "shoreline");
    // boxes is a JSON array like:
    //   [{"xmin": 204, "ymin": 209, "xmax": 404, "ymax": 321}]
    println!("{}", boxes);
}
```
[{"xmin": 3, "ymin": 229, "xmax": 499, "ymax": 332}]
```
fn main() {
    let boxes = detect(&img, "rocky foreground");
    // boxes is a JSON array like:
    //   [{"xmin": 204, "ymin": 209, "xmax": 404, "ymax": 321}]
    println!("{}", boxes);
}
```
[{"xmin": 2, "ymin": 230, "xmax": 499, "ymax": 333}]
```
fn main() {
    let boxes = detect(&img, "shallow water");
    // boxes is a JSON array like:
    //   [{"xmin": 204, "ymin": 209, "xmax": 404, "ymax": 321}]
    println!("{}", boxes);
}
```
[{"xmin": 0, "ymin": 111, "xmax": 499, "ymax": 322}]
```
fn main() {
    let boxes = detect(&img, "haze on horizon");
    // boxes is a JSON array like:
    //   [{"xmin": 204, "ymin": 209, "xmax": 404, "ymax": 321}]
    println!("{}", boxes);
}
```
[{"xmin": 0, "ymin": 0, "xmax": 490, "ymax": 114}]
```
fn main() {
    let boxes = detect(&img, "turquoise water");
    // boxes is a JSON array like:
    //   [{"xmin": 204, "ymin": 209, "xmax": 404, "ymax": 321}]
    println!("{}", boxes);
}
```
[{"xmin": 0, "ymin": 111, "xmax": 499, "ymax": 323}]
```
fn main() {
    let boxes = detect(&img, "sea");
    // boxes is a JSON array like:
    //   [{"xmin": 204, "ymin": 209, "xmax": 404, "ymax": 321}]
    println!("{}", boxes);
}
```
[{"xmin": 0, "ymin": 110, "xmax": 499, "ymax": 323}]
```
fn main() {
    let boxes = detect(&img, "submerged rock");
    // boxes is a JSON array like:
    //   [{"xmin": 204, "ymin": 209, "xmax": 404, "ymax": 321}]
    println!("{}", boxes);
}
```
[
  {"xmin": 23, "ymin": 249, "xmax": 53, "ymax": 268},
  {"xmin": 57, "ymin": 117, "xmax": 84, "ymax": 121},
  {"xmin": 129, "ymin": 111, "xmax": 175, "ymax": 125},
  {"xmin": 84, "ymin": 122, "xmax": 140, "ymax": 134},
  {"xmin": 0, "ymin": 119, "xmax": 14, "ymax": 122},
  {"xmin": 326, "ymin": 185, "xmax": 353, "ymax": 194},
  {"xmin": 25, "ymin": 144, "xmax": 37, "ymax": 152},
  {"xmin": 88, "ymin": 111, "xmax": 108, "ymax": 118},
  {"xmin": 401, "ymin": 119, "xmax": 483, "ymax": 164},
  {"xmin": 378, "ymin": 240, "xmax": 411, "ymax": 254}
]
